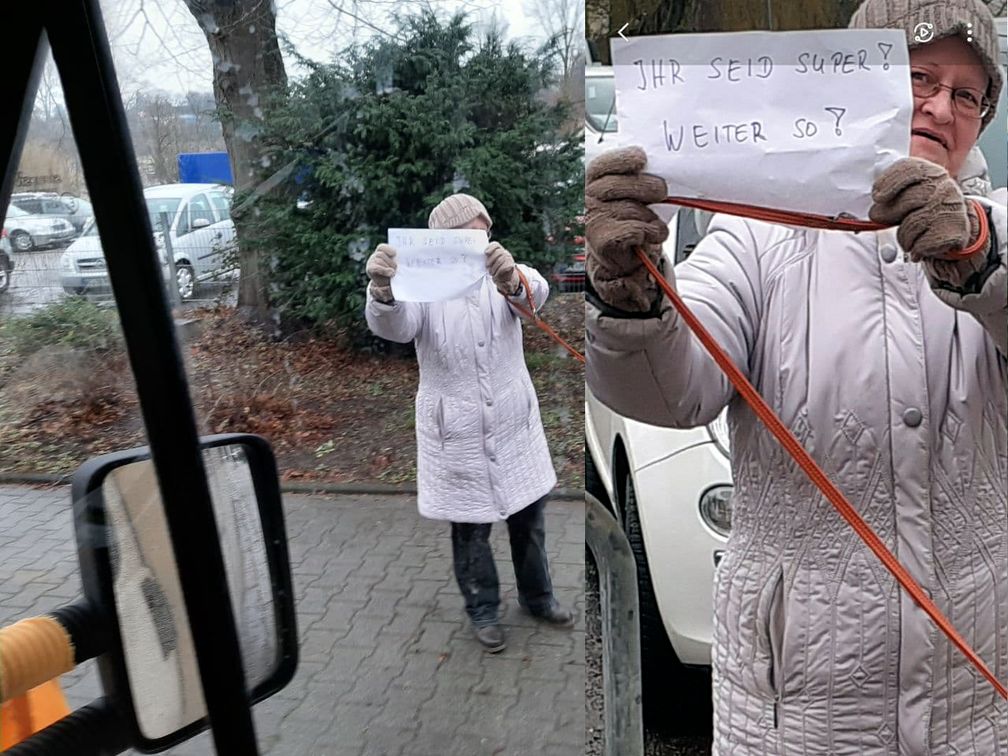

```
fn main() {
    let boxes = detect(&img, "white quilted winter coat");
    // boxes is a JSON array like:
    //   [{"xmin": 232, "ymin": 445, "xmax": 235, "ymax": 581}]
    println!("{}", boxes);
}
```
[
  {"xmin": 366, "ymin": 269, "xmax": 557, "ymax": 523},
  {"xmin": 586, "ymin": 166, "xmax": 1007, "ymax": 754}
]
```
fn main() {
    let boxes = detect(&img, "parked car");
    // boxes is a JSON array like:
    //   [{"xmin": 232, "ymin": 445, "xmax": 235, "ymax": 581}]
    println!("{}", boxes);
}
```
[
  {"xmin": 585, "ymin": 204, "xmax": 727, "ymax": 732},
  {"xmin": 3, "ymin": 204, "xmax": 76, "ymax": 252},
  {"xmin": 0, "ymin": 229, "xmax": 13, "ymax": 293},
  {"xmin": 584, "ymin": 64, "xmax": 618, "ymax": 165},
  {"xmin": 60, "ymin": 183, "xmax": 237, "ymax": 300},
  {"xmin": 551, "ymin": 250, "xmax": 585, "ymax": 292},
  {"xmin": 11, "ymin": 192, "xmax": 94, "ymax": 234}
]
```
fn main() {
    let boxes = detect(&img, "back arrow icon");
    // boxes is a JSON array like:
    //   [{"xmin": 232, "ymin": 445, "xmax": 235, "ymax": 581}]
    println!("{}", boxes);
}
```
[{"xmin": 618, "ymin": 23, "xmax": 629, "ymax": 41}]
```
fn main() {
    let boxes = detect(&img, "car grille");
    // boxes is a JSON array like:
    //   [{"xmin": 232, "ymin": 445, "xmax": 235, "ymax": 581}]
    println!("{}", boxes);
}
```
[{"xmin": 77, "ymin": 257, "xmax": 107, "ymax": 270}]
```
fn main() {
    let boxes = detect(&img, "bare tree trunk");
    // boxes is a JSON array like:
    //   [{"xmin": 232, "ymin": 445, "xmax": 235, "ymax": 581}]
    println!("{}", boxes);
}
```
[{"xmin": 184, "ymin": 0, "xmax": 288, "ymax": 323}]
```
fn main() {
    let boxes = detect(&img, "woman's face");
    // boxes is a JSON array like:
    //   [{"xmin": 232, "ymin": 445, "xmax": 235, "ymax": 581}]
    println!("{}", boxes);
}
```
[
  {"xmin": 458, "ymin": 217, "xmax": 490, "ymax": 232},
  {"xmin": 908, "ymin": 36, "xmax": 989, "ymax": 178}
]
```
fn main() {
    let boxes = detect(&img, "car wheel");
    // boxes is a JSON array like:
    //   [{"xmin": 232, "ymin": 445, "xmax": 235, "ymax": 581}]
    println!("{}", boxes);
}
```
[
  {"xmin": 622, "ymin": 472, "xmax": 713, "ymax": 735},
  {"xmin": 10, "ymin": 231, "xmax": 33, "ymax": 252},
  {"xmin": 176, "ymin": 263, "xmax": 195, "ymax": 300}
]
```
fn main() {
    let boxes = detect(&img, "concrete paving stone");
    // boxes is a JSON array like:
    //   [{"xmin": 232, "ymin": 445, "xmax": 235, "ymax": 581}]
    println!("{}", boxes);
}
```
[
  {"xmin": 351, "ymin": 720, "xmax": 420, "ymax": 756},
  {"xmin": 358, "ymin": 589, "xmax": 405, "ymax": 619},
  {"xmin": 369, "ymin": 565, "xmax": 423, "ymax": 595},
  {"xmin": 409, "ymin": 620, "xmax": 460, "ymax": 653}
]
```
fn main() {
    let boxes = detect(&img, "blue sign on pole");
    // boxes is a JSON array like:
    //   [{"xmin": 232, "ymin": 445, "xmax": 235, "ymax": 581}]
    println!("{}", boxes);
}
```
[{"xmin": 177, "ymin": 152, "xmax": 234, "ymax": 185}]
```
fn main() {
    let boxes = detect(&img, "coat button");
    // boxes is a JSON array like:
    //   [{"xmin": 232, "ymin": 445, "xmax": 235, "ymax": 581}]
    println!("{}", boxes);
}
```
[
  {"xmin": 478, "ymin": 341, "xmax": 485, "ymax": 347},
  {"xmin": 880, "ymin": 245, "xmax": 898, "ymax": 263},
  {"xmin": 485, "ymin": 399, "xmax": 493, "ymax": 407},
  {"xmin": 902, "ymin": 408, "xmax": 923, "ymax": 427},
  {"xmin": 489, "ymin": 455, "xmax": 496, "ymax": 462}
]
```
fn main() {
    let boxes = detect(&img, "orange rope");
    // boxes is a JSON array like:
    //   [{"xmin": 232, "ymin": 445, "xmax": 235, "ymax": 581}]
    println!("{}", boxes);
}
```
[
  {"xmin": 635, "ymin": 243, "xmax": 1006, "ymax": 700},
  {"xmin": 662, "ymin": 197, "xmax": 990, "ymax": 260},
  {"xmin": 510, "ymin": 268, "xmax": 585, "ymax": 364}
]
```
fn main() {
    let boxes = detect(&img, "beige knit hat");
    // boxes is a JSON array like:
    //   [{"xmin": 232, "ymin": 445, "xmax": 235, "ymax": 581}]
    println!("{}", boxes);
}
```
[
  {"xmin": 849, "ymin": 0, "xmax": 1003, "ymax": 131},
  {"xmin": 428, "ymin": 193, "xmax": 493, "ymax": 230}
]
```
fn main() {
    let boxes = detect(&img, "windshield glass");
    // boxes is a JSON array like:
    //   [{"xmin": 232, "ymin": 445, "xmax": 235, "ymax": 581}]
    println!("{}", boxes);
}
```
[
  {"xmin": 586, "ymin": 73, "xmax": 618, "ymax": 133},
  {"xmin": 5, "ymin": 205, "xmax": 27, "ymax": 218},
  {"xmin": 145, "ymin": 198, "xmax": 181, "ymax": 230}
]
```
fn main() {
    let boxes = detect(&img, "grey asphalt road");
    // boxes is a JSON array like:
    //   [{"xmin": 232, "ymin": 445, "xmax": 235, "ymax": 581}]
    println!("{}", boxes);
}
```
[
  {"xmin": 0, "ymin": 485, "xmax": 584, "ymax": 755},
  {"xmin": 585, "ymin": 551, "xmax": 712, "ymax": 756}
]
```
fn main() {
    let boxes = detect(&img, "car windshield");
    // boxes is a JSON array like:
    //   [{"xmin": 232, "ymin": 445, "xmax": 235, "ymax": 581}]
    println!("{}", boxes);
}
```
[
  {"xmin": 586, "ymin": 74, "xmax": 618, "ymax": 133},
  {"xmin": 145, "ymin": 197, "xmax": 181, "ymax": 230},
  {"xmin": 5, "ymin": 205, "xmax": 28, "ymax": 217}
]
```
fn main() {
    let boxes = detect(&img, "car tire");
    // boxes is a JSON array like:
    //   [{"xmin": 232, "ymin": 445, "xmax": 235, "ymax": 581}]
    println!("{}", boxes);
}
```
[
  {"xmin": 622, "ymin": 472, "xmax": 713, "ymax": 735},
  {"xmin": 10, "ymin": 231, "xmax": 33, "ymax": 253},
  {"xmin": 176, "ymin": 263, "xmax": 196, "ymax": 300}
]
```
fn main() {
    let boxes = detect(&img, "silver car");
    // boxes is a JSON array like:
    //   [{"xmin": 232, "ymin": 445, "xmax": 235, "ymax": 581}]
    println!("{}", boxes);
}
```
[
  {"xmin": 3, "ymin": 204, "xmax": 76, "ymax": 252},
  {"xmin": 11, "ymin": 193, "xmax": 94, "ymax": 234},
  {"xmin": 60, "ymin": 183, "xmax": 237, "ymax": 300}
]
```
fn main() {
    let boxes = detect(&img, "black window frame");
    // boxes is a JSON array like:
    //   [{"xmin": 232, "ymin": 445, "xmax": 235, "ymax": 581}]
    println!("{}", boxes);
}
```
[{"xmin": 1, "ymin": 3, "xmax": 263, "ymax": 754}]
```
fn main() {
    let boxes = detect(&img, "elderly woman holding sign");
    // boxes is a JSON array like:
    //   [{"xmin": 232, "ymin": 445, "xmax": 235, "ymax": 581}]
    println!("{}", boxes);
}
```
[
  {"xmin": 585, "ymin": 0, "xmax": 1006, "ymax": 752},
  {"xmin": 364, "ymin": 193, "xmax": 574, "ymax": 654}
]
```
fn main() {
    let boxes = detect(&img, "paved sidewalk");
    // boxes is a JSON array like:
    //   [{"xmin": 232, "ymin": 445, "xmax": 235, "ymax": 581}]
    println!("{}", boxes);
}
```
[{"xmin": 0, "ymin": 485, "xmax": 584, "ymax": 755}]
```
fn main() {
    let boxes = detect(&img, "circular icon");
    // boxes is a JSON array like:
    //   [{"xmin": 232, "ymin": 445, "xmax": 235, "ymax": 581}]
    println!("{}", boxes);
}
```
[
  {"xmin": 913, "ymin": 22, "xmax": 935, "ymax": 43},
  {"xmin": 966, "ymin": 22, "xmax": 974, "ymax": 42}
]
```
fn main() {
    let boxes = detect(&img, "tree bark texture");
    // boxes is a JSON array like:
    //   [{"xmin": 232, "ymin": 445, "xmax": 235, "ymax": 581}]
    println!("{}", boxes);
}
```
[{"xmin": 184, "ymin": 0, "xmax": 288, "ymax": 321}]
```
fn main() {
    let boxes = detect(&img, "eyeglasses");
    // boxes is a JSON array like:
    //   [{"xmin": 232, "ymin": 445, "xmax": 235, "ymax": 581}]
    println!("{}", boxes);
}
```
[{"xmin": 910, "ymin": 68, "xmax": 992, "ymax": 119}]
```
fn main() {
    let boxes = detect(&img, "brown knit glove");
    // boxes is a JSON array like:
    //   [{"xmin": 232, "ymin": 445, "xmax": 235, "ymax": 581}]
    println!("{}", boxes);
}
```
[
  {"xmin": 366, "ymin": 243, "xmax": 397, "ymax": 303},
  {"xmin": 869, "ymin": 157, "xmax": 976, "ymax": 262},
  {"xmin": 484, "ymin": 241, "xmax": 520, "ymax": 295},
  {"xmin": 585, "ymin": 147, "xmax": 670, "ymax": 312}
]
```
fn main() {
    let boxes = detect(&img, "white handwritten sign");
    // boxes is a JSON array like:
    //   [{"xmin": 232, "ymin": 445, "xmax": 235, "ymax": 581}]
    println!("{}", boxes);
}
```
[
  {"xmin": 611, "ymin": 30, "xmax": 912, "ymax": 219},
  {"xmin": 387, "ymin": 228, "xmax": 488, "ymax": 302}
]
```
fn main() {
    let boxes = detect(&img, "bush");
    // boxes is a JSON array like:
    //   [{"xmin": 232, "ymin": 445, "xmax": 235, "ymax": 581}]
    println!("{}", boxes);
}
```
[
  {"xmin": 0, "ymin": 297, "xmax": 123, "ymax": 356},
  {"xmin": 247, "ymin": 10, "xmax": 584, "ymax": 332}
]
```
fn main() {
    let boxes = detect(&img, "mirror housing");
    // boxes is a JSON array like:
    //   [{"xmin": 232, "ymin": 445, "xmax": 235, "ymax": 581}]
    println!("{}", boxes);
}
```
[
  {"xmin": 71, "ymin": 433, "xmax": 297, "ymax": 752},
  {"xmin": 191, "ymin": 217, "xmax": 212, "ymax": 230}
]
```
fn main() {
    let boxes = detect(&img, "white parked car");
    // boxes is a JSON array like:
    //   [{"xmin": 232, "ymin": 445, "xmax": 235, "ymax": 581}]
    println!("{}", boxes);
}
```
[
  {"xmin": 60, "ymin": 183, "xmax": 237, "ymax": 300},
  {"xmin": 3, "ymin": 204, "xmax": 76, "ymax": 252},
  {"xmin": 584, "ymin": 65, "xmax": 618, "ymax": 165},
  {"xmin": 585, "ymin": 204, "xmax": 729, "ymax": 732}
]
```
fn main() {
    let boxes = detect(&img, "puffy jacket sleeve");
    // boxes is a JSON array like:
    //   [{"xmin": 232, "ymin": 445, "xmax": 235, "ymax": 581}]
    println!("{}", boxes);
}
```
[
  {"xmin": 506, "ymin": 264, "xmax": 550, "ymax": 317},
  {"xmin": 364, "ymin": 288, "xmax": 426, "ymax": 343},
  {"xmin": 585, "ymin": 214, "xmax": 765, "ymax": 428},
  {"xmin": 921, "ymin": 197, "xmax": 1007, "ymax": 357}
]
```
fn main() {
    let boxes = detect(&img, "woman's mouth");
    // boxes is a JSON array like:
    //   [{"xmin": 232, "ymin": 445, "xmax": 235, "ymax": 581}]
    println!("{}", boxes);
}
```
[{"xmin": 911, "ymin": 129, "xmax": 948, "ymax": 149}]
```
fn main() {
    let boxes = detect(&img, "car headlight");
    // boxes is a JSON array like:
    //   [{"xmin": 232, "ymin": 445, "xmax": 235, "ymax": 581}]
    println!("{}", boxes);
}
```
[
  {"xmin": 60, "ymin": 255, "xmax": 76, "ymax": 272},
  {"xmin": 699, "ymin": 485, "xmax": 733, "ymax": 537},
  {"xmin": 707, "ymin": 409, "xmax": 730, "ymax": 458}
]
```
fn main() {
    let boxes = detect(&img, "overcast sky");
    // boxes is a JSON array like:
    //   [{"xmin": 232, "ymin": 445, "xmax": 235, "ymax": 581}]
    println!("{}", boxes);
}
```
[{"xmin": 96, "ymin": 0, "xmax": 555, "ymax": 96}]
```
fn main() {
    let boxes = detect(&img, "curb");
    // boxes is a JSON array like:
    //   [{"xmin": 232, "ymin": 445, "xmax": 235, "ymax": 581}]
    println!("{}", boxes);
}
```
[{"xmin": 0, "ymin": 473, "xmax": 583, "ymax": 501}]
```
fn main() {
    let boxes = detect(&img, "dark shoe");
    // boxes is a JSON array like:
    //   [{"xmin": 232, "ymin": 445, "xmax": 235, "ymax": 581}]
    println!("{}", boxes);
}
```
[
  {"xmin": 527, "ymin": 601, "xmax": 576, "ymax": 628},
  {"xmin": 473, "ymin": 624, "xmax": 506, "ymax": 653}
]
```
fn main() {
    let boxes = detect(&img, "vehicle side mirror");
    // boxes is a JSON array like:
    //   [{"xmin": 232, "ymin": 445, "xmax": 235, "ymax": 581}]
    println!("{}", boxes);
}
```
[
  {"xmin": 71, "ymin": 433, "xmax": 297, "ymax": 751},
  {"xmin": 191, "ymin": 217, "xmax": 212, "ymax": 230}
]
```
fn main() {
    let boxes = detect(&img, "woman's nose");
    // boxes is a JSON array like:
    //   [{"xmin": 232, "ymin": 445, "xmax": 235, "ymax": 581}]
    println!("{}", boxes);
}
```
[{"xmin": 918, "ymin": 89, "xmax": 956, "ymax": 123}]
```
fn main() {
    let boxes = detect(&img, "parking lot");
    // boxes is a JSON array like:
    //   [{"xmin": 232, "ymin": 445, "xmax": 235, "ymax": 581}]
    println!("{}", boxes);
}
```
[{"xmin": 0, "ymin": 245, "xmax": 234, "ymax": 316}]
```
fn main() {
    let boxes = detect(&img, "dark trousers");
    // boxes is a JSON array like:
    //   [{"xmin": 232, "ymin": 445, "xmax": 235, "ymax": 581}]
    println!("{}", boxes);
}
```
[{"xmin": 450, "ymin": 496, "xmax": 554, "ymax": 627}]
